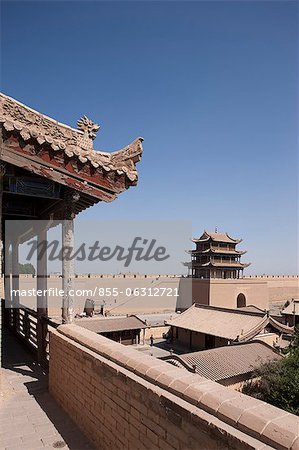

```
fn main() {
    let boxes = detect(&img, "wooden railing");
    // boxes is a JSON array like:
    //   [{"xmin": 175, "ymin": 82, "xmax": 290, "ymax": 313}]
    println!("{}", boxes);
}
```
[
  {"xmin": 4, "ymin": 303, "xmax": 38, "ymax": 351},
  {"xmin": 2, "ymin": 299, "xmax": 59, "ymax": 367}
]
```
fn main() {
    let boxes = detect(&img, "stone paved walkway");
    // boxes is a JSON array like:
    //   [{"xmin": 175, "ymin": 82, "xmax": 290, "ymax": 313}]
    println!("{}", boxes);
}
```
[{"xmin": 0, "ymin": 328, "xmax": 94, "ymax": 450}]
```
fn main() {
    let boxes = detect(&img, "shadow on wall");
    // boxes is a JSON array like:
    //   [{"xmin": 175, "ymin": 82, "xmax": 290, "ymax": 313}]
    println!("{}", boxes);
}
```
[{"xmin": 176, "ymin": 278, "xmax": 210, "ymax": 311}]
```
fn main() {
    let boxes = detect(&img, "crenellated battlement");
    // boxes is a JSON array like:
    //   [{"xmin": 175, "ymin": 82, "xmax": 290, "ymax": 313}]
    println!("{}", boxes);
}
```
[{"xmin": 17, "ymin": 273, "xmax": 299, "ymax": 279}]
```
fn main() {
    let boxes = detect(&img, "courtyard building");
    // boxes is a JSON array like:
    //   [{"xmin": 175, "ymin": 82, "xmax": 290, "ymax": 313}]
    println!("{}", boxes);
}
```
[
  {"xmin": 166, "ymin": 303, "xmax": 294, "ymax": 351},
  {"xmin": 75, "ymin": 315, "xmax": 148, "ymax": 345}
]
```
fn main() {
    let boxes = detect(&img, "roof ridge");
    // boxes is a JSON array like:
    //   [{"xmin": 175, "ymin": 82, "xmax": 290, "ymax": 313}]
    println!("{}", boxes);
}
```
[
  {"xmin": 193, "ymin": 303, "xmax": 266, "ymax": 317},
  {"xmin": 0, "ymin": 91, "xmax": 143, "ymax": 182},
  {"xmin": 0, "ymin": 92, "xmax": 81, "ymax": 134}
]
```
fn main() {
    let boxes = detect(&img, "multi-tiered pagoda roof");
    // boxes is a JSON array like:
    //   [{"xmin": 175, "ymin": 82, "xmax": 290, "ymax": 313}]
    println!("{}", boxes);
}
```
[{"xmin": 185, "ymin": 230, "xmax": 250, "ymax": 279}]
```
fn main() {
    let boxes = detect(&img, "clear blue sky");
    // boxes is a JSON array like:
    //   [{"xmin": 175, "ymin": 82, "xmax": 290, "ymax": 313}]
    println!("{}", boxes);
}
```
[{"xmin": 1, "ymin": 1, "xmax": 298, "ymax": 274}]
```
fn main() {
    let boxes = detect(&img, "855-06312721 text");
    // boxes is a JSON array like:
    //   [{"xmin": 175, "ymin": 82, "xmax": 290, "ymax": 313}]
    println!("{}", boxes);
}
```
[{"xmin": 10, "ymin": 287, "xmax": 179, "ymax": 298}]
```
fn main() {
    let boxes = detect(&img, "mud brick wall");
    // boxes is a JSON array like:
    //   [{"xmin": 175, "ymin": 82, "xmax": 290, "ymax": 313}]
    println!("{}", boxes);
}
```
[{"xmin": 49, "ymin": 325, "xmax": 299, "ymax": 450}]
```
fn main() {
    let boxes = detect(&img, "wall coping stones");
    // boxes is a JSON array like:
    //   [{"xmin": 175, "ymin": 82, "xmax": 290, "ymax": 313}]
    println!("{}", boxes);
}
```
[{"xmin": 56, "ymin": 323, "xmax": 299, "ymax": 450}]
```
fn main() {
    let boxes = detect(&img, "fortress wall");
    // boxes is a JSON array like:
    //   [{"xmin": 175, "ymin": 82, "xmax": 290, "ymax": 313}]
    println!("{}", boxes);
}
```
[
  {"xmin": 189, "ymin": 278, "xmax": 269, "ymax": 310},
  {"xmin": 208, "ymin": 279, "xmax": 269, "ymax": 309},
  {"xmin": 190, "ymin": 277, "xmax": 299, "ymax": 310},
  {"xmin": 264, "ymin": 277, "xmax": 299, "ymax": 303}
]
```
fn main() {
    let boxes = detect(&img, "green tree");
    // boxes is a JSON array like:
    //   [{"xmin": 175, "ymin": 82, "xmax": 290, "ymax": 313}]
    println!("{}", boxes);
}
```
[
  {"xmin": 18, "ymin": 262, "xmax": 36, "ymax": 275},
  {"xmin": 242, "ymin": 330, "xmax": 299, "ymax": 416}
]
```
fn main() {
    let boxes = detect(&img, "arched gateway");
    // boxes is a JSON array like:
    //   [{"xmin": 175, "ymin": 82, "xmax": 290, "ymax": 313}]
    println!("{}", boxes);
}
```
[{"xmin": 237, "ymin": 293, "xmax": 246, "ymax": 308}]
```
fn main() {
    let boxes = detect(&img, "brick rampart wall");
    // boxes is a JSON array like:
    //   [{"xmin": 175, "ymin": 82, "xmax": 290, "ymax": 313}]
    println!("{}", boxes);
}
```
[{"xmin": 49, "ymin": 325, "xmax": 299, "ymax": 450}]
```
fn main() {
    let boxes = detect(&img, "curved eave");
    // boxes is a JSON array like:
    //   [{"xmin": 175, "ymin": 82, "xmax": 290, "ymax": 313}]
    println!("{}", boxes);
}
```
[
  {"xmin": 192, "ymin": 237, "xmax": 210, "ymax": 243},
  {"xmin": 238, "ymin": 316, "xmax": 294, "ymax": 342},
  {"xmin": 269, "ymin": 316, "xmax": 294, "ymax": 334},
  {"xmin": 0, "ymin": 92, "xmax": 143, "ymax": 185},
  {"xmin": 209, "ymin": 262, "xmax": 250, "ymax": 268},
  {"xmin": 186, "ymin": 262, "xmax": 251, "ymax": 268},
  {"xmin": 211, "ymin": 249, "xmax": 246, "ymax": 255},
  {"xmin": 187, "ymin": 249, "xmax": 246, "ymax": 255},
  {"xmin": 191, "ymin": 236, "xmax": 242, "ymax": 244},
  {"xmin": 225, "ymin": 232, "xmax": 242, "ymax": 243},
  {"xmin": 211, "ymin": 238, "xmax": 242, "ymax": 244},
  {"xmin": 237, "ymin": 316, "xmax": 269, "ymax": 342}
]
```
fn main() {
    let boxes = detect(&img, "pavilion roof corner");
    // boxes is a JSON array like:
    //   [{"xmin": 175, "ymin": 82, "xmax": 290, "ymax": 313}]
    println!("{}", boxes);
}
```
[{"xmin": 0, "ymin": 92, "xmax": 143, "ymax": 202}]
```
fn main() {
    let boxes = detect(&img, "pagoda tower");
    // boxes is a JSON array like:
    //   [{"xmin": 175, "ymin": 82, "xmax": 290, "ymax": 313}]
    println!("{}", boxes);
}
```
[{"xmin": 185, "ymin": 230, "xmax": 250, "ymax": 279}]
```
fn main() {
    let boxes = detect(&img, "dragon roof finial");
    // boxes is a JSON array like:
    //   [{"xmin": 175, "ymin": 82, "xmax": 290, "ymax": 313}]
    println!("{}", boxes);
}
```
[{"xmin": 77, "ymin": 115, "xmax": 100, "ymax": 140}]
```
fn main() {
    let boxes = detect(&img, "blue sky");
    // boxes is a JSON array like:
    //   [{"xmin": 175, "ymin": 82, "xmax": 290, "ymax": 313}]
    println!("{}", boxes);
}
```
[{"xmin": 1, "ymin": 1, "xmax": 298, "ymax": 274}]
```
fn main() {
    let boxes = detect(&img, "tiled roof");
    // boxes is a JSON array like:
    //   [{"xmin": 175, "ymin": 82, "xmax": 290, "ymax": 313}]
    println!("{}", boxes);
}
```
[
  {"xmin": 188, "ymin": 248, "xmax": 246, "ymax": 255},
  {"xmin": 237, "ymin": 305, "xmax": 266, "ymax": 313},
  {"xmin": 198, "ymin": 261, "xmax": 250, "ymax": 268},
  {"xmin": 281, "ymin": 299, "xmax": 299, "ymax": 316},
  {"xmin": 167, "ymin": 304, "xmax": 294, "ymax": 341},
  {"xmin": 0, "ymin": 92, "xmax": 143, "ymax": 183},
  {"xmin": 75, "ymin": 316, "xmax": 147, "ymax": 333},
  {"xmin": 184, "ymin": 261, "xmax": 251, "ymax": 268},
  {"xmin": 164, "ymin": 341, "xmax": 282, "ymax": 381},
  {"xmin": 167, "ymin": 304, "xmax": 266, "ymax": 340},
  {"xmin": 192, "ymin": 231, "xmax": 242, "ymax": 244}
]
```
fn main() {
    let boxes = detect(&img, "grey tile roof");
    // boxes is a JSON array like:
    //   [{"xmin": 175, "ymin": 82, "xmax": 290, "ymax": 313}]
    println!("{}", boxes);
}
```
[
  {"xmin": 166, "ymin": 304, "xmax": 266, "ymax": 341},
  {"xmin": 165, "ymin": 341, "xmax": 282, "ymax": 382},
  {"xmin": 75, "ymin": 316, "xmax": 147, "ymax": 333}
]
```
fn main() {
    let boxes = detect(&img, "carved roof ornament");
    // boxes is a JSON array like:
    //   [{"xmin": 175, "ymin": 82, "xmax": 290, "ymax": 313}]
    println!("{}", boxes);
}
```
[
  {"xmin": 0, "ymin": 92, "xmax": 143, "ymax": 182},
  {"xmin": 77, "ymin": 115, "xmax": 100, "ymax": 141}
]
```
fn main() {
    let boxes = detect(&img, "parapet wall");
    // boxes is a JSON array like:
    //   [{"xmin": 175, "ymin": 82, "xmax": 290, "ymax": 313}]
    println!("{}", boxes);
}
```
[
  {"xmin": 49, "ymin": 324, "xmax": 299, "ymax": 450},
  {"xmin": 31, "ymin": 274, "xmax": 298, "ymax": 279}
]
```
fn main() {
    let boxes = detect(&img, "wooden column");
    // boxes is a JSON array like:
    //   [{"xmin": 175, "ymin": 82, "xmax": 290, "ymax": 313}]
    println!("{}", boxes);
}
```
[
  {"xmin": 11, "ymin": 237, "xmax": 19, "ymax": 331},
  {"xmin": 11, "ymin": 238, "xmax": 20, "ymax": 306},
  {"xmin": 61, "ymin": 190, "xmax": 79, "ymax": 324},
  {"xmin": 4, "ymin": 239, "xmax": 11, "ymax": 304},
  {"xmin": 37, "ymin": 227, "xmax": 48, "ymax": 364},
  {"xmin": 62, "ymin": 219, "xmax": 74, "ymax": 324}
]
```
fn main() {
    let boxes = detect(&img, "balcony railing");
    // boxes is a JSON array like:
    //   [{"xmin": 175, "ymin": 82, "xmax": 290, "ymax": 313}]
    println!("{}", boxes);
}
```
[{"xmin": 2, "ymin": 299, "xmax": 59, "ymax": 366}]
